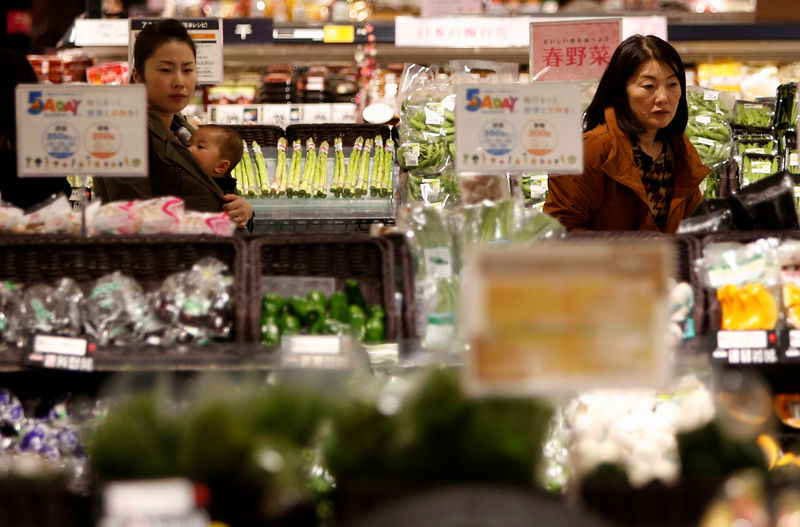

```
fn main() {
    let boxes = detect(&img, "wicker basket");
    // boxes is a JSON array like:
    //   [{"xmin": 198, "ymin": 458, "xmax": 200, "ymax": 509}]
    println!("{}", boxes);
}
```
[
  {"xmin": 224, "ymin": 124, "xmax": 284, "ymax": 147},
  {"xmin": 286, "ymin": 124, "xmax": 392, "ymax": 148},
  {"xmin": 0, "ymin": 234, "xmax": 249, "ymax": 344},
  {"xmin": 248, "ymin": 233, "xmax": 399, "ymax": 342}
]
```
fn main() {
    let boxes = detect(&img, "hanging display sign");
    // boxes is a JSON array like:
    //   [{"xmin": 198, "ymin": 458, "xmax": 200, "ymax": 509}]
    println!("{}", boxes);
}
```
[
  {"xmin": 462, "ymin": 240, "xmax": 674, "ymax": 396},
  {"xmin": 454, "ymin": 82, "xmax": 582, "ymax": 175},
  {"xmin": 530, "ymin": 18, "xmax": 621, "ymax": 82},
  {"xmin": 421, "ymin": 0, "xmax": 483, "ymax": 18},
  {"xmin": 15, "ymin": 84, "xmax": 147, "ymax": 177},
  {"xmin": 130, "ymin": 18, "xmax": 224, "ymax": 85},
  {"xmin": 395, "ymin": 15, "xmax": 664, "ymax": 49}
]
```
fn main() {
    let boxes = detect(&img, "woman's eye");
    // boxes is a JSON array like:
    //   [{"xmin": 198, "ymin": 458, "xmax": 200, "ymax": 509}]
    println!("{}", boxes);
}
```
[{"xmin": 184, "ymin": 68, "xmax": 194, "ymax": 73}]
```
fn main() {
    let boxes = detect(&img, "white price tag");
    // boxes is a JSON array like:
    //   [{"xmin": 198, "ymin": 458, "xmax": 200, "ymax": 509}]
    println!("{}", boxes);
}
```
[
  {"xmin": 424, "ymin": 102, "xmax": 445, "ymax": 125},
  {"xmin": 791, "ymin": 153, "xmax": 798, "ymax": 168},
  {"xmin": 790, "ymin": 329, "xmax": 800, "ymax": 350},
  {"xmin": 695, "ymin": 137, "xmax": 716, "ymax": 147},
  {"xmin": 34, "ymin": 335, "xmax": 87, "ymax": 356},
  {"xmin": 716, "ymin": 330, "xmax": 769, "ymax": 350},
  {"xmin": 703, "ymin": 90, "xmax": 720, "ymax": 101},
  {"xmin": 744, "ymin": 147, "xmax": 766, "ymax": 154},
  {"xmin": 752, "ymin": 160, "xmax": 772, "ymax": 174},
  {"xmin": 286, "ymin": 335, "xmax": 342, "ymax": 355},
  {"xmin": 694, "ymin": 115, "xmax": 712, "ymax": 125}
]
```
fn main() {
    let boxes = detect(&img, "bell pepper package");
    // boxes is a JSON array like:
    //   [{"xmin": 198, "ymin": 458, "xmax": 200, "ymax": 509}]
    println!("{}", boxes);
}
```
[{"xmin": 697, "ymin": 238, "xmax": 781, "ymax": 331}]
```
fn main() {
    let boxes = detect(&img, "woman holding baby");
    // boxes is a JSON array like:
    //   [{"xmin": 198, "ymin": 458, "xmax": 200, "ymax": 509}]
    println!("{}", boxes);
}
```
[{"xmin": 94, "ymin": 19, "xmax": 254, "ymax": 231}]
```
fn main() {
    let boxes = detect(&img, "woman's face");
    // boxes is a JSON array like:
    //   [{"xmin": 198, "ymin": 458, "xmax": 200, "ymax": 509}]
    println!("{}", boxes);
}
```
[
  {"xmin": 625, "ymin": 58, "xmax": 681, "ymax": 135},
  {"xmin": 133, "ymin": 40, "xmax": 196, "ymax": 119}
]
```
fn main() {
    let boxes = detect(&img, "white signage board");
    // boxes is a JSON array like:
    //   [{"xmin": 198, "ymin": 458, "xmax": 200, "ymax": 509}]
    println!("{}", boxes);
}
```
[
  {"xmin": 130, "ymin": 18, "xmax": 224, "ymax": 85},
  {"xmin": 455, "ymin": 82, "xmax": 582, "ymax": 175},
  {"xmin": 462, "ymin": 240, "xmax": 674, "ymax": 396},
  {"xmin": 395, "ymin": 15, "xmax": 666, "ymax": 48},
  {"xmin": 15, "ymin": 84, "xmax": 147, "ymax": 177}
]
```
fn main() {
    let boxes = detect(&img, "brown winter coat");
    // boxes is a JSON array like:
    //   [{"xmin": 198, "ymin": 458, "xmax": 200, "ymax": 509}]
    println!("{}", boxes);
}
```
[
  {"xmin": 94, "ymin": 110, "xmax": 225, "ymax": 212},
  {"xmin": 543, "ymin": 106, "xmax": 710, "ymax": 233}
]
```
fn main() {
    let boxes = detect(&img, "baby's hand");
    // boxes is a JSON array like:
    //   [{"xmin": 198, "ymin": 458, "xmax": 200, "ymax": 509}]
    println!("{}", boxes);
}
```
[{"xmin": 222, "ymin": 194, "xmax": 253, "ymax": 229}]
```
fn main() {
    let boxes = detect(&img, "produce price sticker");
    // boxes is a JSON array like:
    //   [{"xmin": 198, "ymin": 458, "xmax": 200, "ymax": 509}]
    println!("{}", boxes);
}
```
[
  {"xmin": 15, "ymin": 84, "xmax": 147, "ymax": 177},
  {"xmin": 130, "ymin": 18, "xmax": 224, "ymax": 85},
  {"xmin": 455, "ymin": 82, "xmax": 582, "ymax": 175},
  {"xmin": 462, "ymin": 240, "xmax": 673, "ymax": 396},
  {"xmin": 530, "ymin": 18, "xmax": 621, "ymax": 82}
]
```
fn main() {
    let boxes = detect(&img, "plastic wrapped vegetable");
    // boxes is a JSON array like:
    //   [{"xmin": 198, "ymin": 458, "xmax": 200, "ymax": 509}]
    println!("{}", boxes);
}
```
[
  {"xmin": 696, "ymin": 238, "xmax": 781, "ymax": 331},
  {"xmin": 740, "ymin": 153, "xmax": 781, "ymax": 187},
  {"xmin": 733, "ymin": 100, "xmax": 774, "ymax": 130}
]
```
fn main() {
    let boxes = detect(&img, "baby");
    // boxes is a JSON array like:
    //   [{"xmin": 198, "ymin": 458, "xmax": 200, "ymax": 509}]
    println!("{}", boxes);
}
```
[{"xmin": 187, "ymin": 124, "xmax": 243, "ymax": 195}]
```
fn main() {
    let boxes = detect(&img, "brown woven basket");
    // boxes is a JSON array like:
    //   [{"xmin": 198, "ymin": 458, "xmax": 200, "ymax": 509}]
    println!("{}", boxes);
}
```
[
  {"xmin": 0, "ymin": 234, "xmax": 249, "ymax": 343},
  {"xmin": 564, "ymin": 231, "xmax": 708, "ymax": 336},
  {"xmin": 286, "ymin": 123, "xmax": 392, "ymax": 148},
  {"xmin": 382, "ymin": 232, "xmax": 418, "ymax": 340},
  {"xmin": 224, "ymin": 124, "xmax": 284, "ymax": 147},
  {"xmin": 248, "ymin": 233, "xmax": 398, "ymax": 342}
]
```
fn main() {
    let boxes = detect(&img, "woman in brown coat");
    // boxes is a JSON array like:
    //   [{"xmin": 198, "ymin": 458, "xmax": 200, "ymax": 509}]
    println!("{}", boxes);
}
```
[{"xmin": 543, "ymin": 35, "xmax": 709, "ymax": 233}]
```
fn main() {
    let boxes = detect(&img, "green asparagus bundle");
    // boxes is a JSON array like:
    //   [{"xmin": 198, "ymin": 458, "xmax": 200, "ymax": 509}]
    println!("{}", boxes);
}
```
[
  {"xmin": 355, "ymin": 138, "xmax": 373, "ymax": 197},
  {"xmin": 331, "ymin": 137, "xmax": 344, "ymax": 197},
  {"xmin": 298, "ymin": 138, "xmax": 316, "ymax": 198},
  {"xmin": 240, "ymin": 140, "xmax": 257, "ymax": 197},
  {"xmin": 231, "ymin": 154, "xmax": 245, "ymax": 195},
  {"xmin": 270, "ymin": 137, "xmax": 288, "ymax": 197},
  {"xmin": 381, "ymin": 138, "xmax": 394, "ymax": 198},
  {"xmin": 315, "ymin": 140, "xmax": 329, "ymax": 198},
  {"xmin": 252, "ymin": 141, "xmax": 271, "ymax": 197},
  {"xmin": 287, "ymin": 139, "xmax": 302, "ymax": 198},
  {"xmin": 371, "ymin": 135, "xmax": 383, "ymax": 197},
  {"xmin": 343, "ymin": 136, "xmax": 363, "ymax": 197}
]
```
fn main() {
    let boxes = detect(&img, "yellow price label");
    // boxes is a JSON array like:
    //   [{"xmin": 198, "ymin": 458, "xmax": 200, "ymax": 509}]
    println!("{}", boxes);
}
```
[{"xmin": 323, "ymin": 25, "xmax": 355, "ymax": 43}]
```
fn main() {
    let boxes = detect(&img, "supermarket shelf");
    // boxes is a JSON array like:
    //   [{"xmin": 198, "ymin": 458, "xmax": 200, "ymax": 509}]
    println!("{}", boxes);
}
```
[
  {"xmin": 70, "ymin": 14, "xmax": 800, "ymax": 67},
  {"xmin": 250, "ymin": 196, "xmax": 394, "ymax": 220},
  {"xmin": 0, "ymin": 343, "xmax": 282, "ymax": 372}
]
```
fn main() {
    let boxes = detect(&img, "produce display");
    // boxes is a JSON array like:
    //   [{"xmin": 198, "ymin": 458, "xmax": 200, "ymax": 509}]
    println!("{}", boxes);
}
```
[
  {"xmin": 0, "ymin": 195, "xmax": 235, "ymax": 236},
  {"xmin": 0, "ymin": 257, "xmax": 235, "ymax": 348},
  {"xmin": 232, "ymin": 134, "xmax": 394, "ymax": 200},
  {"xmin": 399, "ymin": 201, "xmax": 565, "ymax": 349},
  {"xmin": 259, "ymin": 280, "xmax": 386, "ymax": 346},
  {"xmin": 686, "ymin": 88, "xmax": 733, "ymax": 198},
  {"xmin": 0, "ymin": 388, "xmax": 89, "ymax": 489},
  {"xmin": 774, "ymin": 83, "xmax": 798, "ymax": 129}
]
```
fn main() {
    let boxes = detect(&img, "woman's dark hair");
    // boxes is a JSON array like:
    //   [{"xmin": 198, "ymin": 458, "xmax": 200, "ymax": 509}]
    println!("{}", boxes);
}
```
[
  {"xmin": 132, "ymin": 19, "xmax": 196, "ymax": 82},
  {"xmin": 0, "ymin": 47, "xmax": 38, "ymax": 143},
  {"xmin": 583, "ymin": 34, "xmax": 687, "ymax": 140}
]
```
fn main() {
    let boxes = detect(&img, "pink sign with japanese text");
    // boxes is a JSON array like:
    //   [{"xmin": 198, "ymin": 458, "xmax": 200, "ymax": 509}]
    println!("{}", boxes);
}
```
[{"xmin": 529, "ymin": 18, "xmax": 621, "ymax": 82}]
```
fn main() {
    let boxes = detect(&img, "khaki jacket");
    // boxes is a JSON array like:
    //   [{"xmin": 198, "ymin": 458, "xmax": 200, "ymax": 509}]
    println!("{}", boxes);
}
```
[
  {"xmin": 543, "ymin": 106, "xmax": 710, "ymax": 233},
  {"xmin": 94, "ymin": 110, "xmax": 225, "ymax": 212}
]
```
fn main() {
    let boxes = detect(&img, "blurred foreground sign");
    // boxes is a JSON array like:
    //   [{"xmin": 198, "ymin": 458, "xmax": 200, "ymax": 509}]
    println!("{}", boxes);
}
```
[{"xmin": 462, "ymin": 240, "xmax": 674, "ymax": 396}]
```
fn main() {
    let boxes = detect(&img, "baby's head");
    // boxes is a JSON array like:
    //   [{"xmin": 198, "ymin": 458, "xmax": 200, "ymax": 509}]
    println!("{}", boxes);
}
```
[{"xmin": 187, "ymin": 125, "xmax": 243, "ymax": 178}]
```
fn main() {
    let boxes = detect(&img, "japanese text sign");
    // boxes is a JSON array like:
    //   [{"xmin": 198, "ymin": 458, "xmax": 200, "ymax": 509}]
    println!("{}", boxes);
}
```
[
  {"xmin": 15, "ymin": 84, "xmax": 148, "ymax": 177},
  {"xmin": 530, "ymin": 18, "xmax": 621, "ymax": 82},
  {"xmin": 130, "ymin": 18, "xmax": 224, "ymax": 85},
  {"xmin": 455, "ymin": 82, "xmax": 582, "ymax": 175},
  {"xmin": 462, "ymin": 240, "xmax": 674, "ymax": 396}
]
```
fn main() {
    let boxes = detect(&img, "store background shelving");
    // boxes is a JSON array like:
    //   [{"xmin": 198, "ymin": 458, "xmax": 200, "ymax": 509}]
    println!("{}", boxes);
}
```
[{"xmin": 69, "ymin": 12, "xmax": 800, "ymax": 66}]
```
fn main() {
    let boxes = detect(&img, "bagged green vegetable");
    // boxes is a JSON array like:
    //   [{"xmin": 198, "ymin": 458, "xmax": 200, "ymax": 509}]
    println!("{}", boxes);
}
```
[
  {"xmin": 733, "ymin": 100, "xmax": 774, "ymax": 130},
  {"xmin": 740, "ymin": 153, "xmax": 781, "ymax": 187}
]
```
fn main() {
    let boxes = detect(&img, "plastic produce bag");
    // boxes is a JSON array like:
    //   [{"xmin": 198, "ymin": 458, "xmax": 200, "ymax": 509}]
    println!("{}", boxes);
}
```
[
  {"xmin": 82, "ymin": 272, "xmax": 153, "ymax": 346},
  {"xmin": 687, "ymin": 88, "xmax": 734, "ymax": 199},
  {"xmin": 778, "ymin": 241, "xmax": 800, "ymax": 329},
  {"xmin": 696, "ymin": 238, "xmax": 781, "ymax": 331},
  {"xmin": 155, "ymin": 257, "xmax": 235, "ymax": 345}
]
